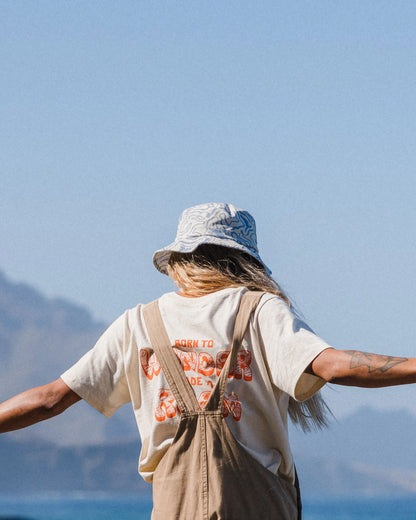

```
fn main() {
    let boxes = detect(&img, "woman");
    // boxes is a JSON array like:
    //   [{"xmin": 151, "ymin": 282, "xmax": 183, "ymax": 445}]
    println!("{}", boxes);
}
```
[{"xmin": 1, "ymin": 202, "xmax": 415, "ymax": 519}]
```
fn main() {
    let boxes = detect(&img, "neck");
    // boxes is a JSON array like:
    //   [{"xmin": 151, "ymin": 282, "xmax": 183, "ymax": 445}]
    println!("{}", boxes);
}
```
[{"xmin": 177, "ymin": 291, "xmax": 199, "ymax": 298}]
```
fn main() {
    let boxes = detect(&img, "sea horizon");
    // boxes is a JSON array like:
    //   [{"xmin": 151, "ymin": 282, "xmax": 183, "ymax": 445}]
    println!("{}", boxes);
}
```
[{"xmin": 1, "ymin": 493, "xmax": 416, "ymax": 520}]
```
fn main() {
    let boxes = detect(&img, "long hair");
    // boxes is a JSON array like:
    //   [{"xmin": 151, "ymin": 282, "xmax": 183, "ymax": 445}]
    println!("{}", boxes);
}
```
[{"xmin": 167, "ymin": 244, "xmax": 331, "ymax": 431}]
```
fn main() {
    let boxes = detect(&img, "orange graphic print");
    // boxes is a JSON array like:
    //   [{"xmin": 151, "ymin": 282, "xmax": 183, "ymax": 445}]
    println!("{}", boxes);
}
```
[
  {"xmin": 141, "ymin": 348, "xmax": 252, "ymax": 382},
  {"xmin": 154, "ymin": 389, "xmax": 180, "ymax": 422},
  {"xmin": 154, "ymin": 390, "xmax": 243, "ymax": 422},
  {"xmin": 143, "ymin": 343, "xmax": 250, "ymax": 422},
  {"xmin": 216, "ymin": 351, "xmax": 230, "ymax": 377},
  {"xmin": 198, "ymin": 351, "xmax": 216, "ymax": 376},
  {"xmin": 173, "ymin": 349, "xmax": 198, "ymax": 371},
  {"xmin": 175, "ymin": 339, "xmax": 214, "ymax": 348},
  {"xmin": 140, "ymin": 349, "xmax": 161, "ymax": 380},
  {"xmin": 173, "ymin": 349, "xmax": 216, "ymax": 377},
  {"xmin": 198, "ymin": 391, "xmax": 211, "ymax": 409},
  {"xmin": 216, "ymin": 350, "xmax": 252, "ymax": 381},
  {"xmin": 199, "ymin": 391, "xmax": 242, "ymax": 420},
  {"xmin": 222, "ymin": 392, "xmax": 242, "ymax": 421},
  {"xmin": 233, "ymin": 350, "xmax": 253, "ymax": 381}
]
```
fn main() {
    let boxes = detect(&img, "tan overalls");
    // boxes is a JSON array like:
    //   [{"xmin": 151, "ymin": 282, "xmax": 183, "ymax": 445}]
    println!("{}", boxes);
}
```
[{"xmin": 143, "ymin": 291, "xmax": 301, "ymax": 520}]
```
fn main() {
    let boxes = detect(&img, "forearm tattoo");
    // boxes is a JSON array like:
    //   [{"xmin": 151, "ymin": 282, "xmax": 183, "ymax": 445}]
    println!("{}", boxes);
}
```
[{"xmin": 344, "ymin": 350, "xmax": 408, "ymax": 374}]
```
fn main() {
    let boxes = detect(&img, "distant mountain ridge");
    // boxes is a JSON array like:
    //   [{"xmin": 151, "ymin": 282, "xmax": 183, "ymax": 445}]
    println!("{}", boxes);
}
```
[
  {"xmin": 0, "ymin": 269, "xmax": 105, "ymax": 381},
  {"xmin": 0, "ymin": 435, "xmax": 150, "ymax": 495},
  {"xmin": 1, "ymin": 270, "xmax": 416, "ymax": 497},
  {"xmin": 0, "ymin": 269, "xmax": 135, "ymax": 446},
  {"xmin": 291, "ymin": 406, "xmax": 416, "ymax": 472},
  {"xmin": 290, "ymin": 406, "xmax": 416, "ymax": 497}
]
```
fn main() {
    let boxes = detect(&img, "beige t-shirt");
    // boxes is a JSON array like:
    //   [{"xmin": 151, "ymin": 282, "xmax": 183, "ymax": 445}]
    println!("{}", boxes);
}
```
[{"xmin": 61, "ymin": 287, "xmax": 329, "ymax": 483}]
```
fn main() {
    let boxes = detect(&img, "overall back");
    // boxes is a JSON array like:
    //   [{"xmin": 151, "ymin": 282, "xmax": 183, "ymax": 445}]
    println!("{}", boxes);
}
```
[{"xmin": 143, "ymin": 291, "xmax": 301, "ymax": 520}]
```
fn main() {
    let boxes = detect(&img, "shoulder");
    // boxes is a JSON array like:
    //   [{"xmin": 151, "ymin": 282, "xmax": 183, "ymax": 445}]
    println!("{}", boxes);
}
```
[
  {"xmin": 102, "ymin": 301, "xmax": 152, "ymax": 340},
  {"xmin": 254, "ymin": 292, "xmax": 316, "ymax": 336},
  {"xmin": 255, "ymin": 292, "xmax": 293, "ymax": 318}
]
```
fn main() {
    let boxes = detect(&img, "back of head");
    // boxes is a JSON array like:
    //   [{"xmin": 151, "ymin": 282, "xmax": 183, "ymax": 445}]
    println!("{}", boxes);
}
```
[{"xmin": 167, "ymin": 244, "xmax": 289, "ymax": 304}]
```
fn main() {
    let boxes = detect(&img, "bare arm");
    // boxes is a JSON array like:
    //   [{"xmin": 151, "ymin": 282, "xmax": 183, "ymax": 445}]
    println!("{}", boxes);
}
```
[
  {"xmin": 310, "ymin": 348, "xmax": 416, "ymax": 387},
  {"xmin": 0, "ymin": 378, "xmax": 81, "ymax": 433}
]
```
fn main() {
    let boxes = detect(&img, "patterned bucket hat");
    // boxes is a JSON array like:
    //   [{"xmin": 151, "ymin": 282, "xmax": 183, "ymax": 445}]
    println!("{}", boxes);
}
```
[{"xmin": 153, "ymin": 202, "xmax": 271, "ymax": 275}]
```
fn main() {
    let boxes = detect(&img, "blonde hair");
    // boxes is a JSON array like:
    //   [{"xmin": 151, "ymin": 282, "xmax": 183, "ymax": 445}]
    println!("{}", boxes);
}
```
[{"xmin": 167, "ymin": 244, "xmax": 331, "ymax": 431}]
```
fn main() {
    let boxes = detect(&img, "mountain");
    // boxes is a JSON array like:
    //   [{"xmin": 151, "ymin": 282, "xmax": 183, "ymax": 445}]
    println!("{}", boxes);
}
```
[
  {"xmin": 0, "ymin": 269, "xmax": 137, "ymax": 445},
  {"xmin": 290, "ymin": 406, "xmax": 416, "ymax": 472},
  {"xmin": 290, "ymin": 406, "xmax": 416, "ymax": 497},
  {"xmin": 0, "ymin": 269, "xmax": 105, "ymax": 393},
  {"xmin": 0, "ymin": 436, "xmax": 150, "ymax": 495}
]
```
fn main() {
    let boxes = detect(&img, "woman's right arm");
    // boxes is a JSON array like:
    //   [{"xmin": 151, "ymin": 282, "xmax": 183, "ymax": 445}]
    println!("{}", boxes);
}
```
[
  {"xmin": 0, "ymin": 378, "xmax": 81, "ymax": 433},
  {"xmin": 310, "ymin": 348, "xmax": 416, "ymax": 388}
]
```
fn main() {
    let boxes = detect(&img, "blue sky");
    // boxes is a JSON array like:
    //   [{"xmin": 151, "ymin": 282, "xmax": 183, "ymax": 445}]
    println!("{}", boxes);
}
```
[{"xmin": 2, "ymin": 1, "xmax": 416, "ymax": 416}]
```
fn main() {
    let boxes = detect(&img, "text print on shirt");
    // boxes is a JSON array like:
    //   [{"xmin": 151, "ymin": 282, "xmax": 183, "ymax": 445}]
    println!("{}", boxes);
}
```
[
  {"xmin": 154, "ymin": 388, "xmax": 243, "ymax": 422},
  {"xmin": 139, "ymin": 340, "xmax": 253, "ymax": 422}
]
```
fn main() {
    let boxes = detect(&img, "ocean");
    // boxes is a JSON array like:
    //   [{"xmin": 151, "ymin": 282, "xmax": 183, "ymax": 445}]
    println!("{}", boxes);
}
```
[{"xmin": 0, "ymin": 494, "xmax": 415, "ymax": 519}]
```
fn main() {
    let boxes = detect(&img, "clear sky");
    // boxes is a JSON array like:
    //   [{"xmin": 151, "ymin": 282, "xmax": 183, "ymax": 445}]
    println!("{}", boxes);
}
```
[{"xmin": 2, "ymin": 1, "xmax": 416, "ymax": 417}]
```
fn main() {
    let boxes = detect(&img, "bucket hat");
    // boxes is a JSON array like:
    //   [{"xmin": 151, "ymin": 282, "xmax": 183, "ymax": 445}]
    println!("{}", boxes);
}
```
[{"xmin": 153, "ymin": 202, "xmax": 271, "ymax": 275}]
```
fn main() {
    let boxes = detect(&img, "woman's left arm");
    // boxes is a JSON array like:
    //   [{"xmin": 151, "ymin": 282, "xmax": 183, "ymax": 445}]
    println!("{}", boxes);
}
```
[
  {"xmin": 0, "ymin": 378, "xmax": 81, "ymax": 433},
  {"xmin": 310, "ymin": 348, "xmax": 416, "ymax": 387}
]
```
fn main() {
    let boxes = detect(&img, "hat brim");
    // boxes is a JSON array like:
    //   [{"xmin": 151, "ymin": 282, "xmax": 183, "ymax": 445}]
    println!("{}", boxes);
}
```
[{"xmin": 153, "ymin": 235, "xmax": 272, "ymax": 276}]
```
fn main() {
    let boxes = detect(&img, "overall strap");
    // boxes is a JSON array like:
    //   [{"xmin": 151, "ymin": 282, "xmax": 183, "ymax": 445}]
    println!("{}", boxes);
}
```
[
  {"xmin": 204, "ymin": 290, "xmax": 264, "ymax": 411},
  {"xmin": 143, "ymin": 300, "xmax": 200, "ymax": 413}
]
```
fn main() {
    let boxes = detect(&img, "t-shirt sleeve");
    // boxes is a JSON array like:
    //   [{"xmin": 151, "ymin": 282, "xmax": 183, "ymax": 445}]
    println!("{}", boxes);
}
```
[
  {"xmin": 256, "ymin": 296, "xmax": 331, "ymax": 401},
  {"xmin": 61, "ymin": 312, "xmax": 131, "ymax": 418}
]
